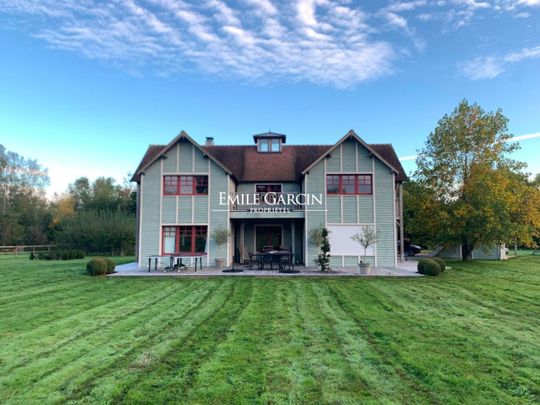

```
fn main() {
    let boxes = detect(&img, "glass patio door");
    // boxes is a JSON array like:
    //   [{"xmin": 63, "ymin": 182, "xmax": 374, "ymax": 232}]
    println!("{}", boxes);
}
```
[{"xmin": 255, "ymin": 226, "xmax": 282, "ymax": 251}]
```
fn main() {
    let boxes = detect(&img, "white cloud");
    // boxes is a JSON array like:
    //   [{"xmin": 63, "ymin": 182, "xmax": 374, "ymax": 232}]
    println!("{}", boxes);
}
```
[
  {"xmin": 0, "ymin": 0, "xmax": 539, "ymax": 87},
  {"xmin": 0, "ymin": 0, "xmax": 398, "ymax": 88},
  {"xmin": 459, "ymin": 45, "xmax": 540, "ymax": 79}
]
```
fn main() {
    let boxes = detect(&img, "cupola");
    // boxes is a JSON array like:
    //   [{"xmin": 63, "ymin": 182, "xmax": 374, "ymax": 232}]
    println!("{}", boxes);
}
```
[{"xmin": 253, "ymin": 131, "xmax": 286, "ymax": 153}]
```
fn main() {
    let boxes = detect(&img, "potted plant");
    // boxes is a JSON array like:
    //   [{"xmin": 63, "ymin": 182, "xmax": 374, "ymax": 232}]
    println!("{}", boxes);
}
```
[
  {"xmin": 212, "ymin": 226, "xmax": 230, "ymax": 268},
  {"xmin": 351, "ymin": 226, "xmax": 378, "ymax": 275}
]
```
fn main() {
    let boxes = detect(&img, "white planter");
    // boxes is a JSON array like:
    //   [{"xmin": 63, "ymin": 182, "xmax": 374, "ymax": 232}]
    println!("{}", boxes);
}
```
[
  {"xmin": 358, "ymin": 263, "xmax": 372, "ymax": 275},
  {"xmin": 215, "ymin": 258, "xmax": 225, "ymax": 268}
]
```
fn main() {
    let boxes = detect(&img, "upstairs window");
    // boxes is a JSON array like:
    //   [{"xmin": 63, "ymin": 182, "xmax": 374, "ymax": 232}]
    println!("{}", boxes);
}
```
[
  {"xmin": 257, "ymin": 138, "xmax": 281, "ymax": 152},
  {"xmin": 163, "ymin": 175, "xmax": 208, "ymax": 195},
  {"xmin": 326, "ymin": 174, "xmax": 372, "ymax": 195}
]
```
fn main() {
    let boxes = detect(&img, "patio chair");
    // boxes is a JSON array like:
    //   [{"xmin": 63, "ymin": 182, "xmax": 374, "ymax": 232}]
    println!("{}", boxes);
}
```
[{"xmin": 280, "ymin": 253, "xmax": 295, "ymax": 271}]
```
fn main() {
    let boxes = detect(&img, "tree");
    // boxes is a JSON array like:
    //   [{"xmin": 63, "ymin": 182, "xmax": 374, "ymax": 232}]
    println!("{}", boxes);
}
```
[
  {"xmin": 316, "ymin": 227, "xmax": 331, "ymax": 271},
  {"xmin": 0, "ymin": 145, "xmax": 51, "ymax": 245},
  {"xmin": 531, "ymin": 173, "xmax": 540, "ymax": 188},
  {"xmin": 414, "ymin": 100, "xmax": 540, "ymax": 259},
  {"xmin": 351, "ymin": 226, "xmax": 378, "ymax": 264}
]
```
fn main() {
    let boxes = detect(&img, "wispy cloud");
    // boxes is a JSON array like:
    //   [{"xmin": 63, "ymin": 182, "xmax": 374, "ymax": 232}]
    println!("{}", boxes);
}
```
[
  {"xmin": 459, "ymin": 45, "xmax": 540, "ymax": 79},
  {"xmin": 0, "ymin": 0, "xmax": 538, "ymax": 87},
  {"xmin": 0, "ymin": 0, "xmax": 397, "ymax": 88}
]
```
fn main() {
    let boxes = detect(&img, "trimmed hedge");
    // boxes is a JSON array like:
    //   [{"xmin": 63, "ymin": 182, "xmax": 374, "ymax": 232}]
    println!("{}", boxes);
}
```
[
  {"xmin": 417, "ymin": 258, "xmax": 441, "ymax": 276},
  {"xmin": 103, "ymin": 257, "xmax": 116, "ymax": 274},
  {"xmin": 33, "ymin": 249, "xmax": 85, "ymax": 261},
  {"xmin": 432, "ymin": 257, "xmax": 446, "ymax": 272},
  {"xmin": 86, "ymin": 258, "xmax": 108, "ymax": 276}
]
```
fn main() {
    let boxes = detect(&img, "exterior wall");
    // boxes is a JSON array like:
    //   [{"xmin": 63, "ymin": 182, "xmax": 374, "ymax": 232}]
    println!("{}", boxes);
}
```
[
  {"xmin": 439, "ymin": 244, "xmax": 506, "ymax": 260},
  {"xmin": 304, "ymin": 138, "xmax": 396, "ymax": 267},
  {"xmin": 304, "ymin": 161, "xmax": 326, "ymax": 267},
  {"xmin": 374, "ymin": 159, "xmax": 396, "ymax": 267},
  {"xmin": 138, "ymin": 139, "xmax": 230, "ymax": 268},
  {"xmin": 439, "ymin": 246, "xmax": 462, "ymax": 260},
  {"xmin": 138, "ymin": 136, "xmax": 397, "ymax": 269}
]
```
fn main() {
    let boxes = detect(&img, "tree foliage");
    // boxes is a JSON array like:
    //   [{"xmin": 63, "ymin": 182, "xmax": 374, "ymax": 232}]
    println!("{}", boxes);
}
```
[
  {"xmin": 412, "ymin": 100, "xmax": 540, "ymax": 259},
  {"xmin": 351, "ymin": 226, "xmax": 378, "ymax": 264},
  {"xmin": 316, "ymin": 227, "xmax": 331, "ymax": 272},
  {"xmin": 0, "ymin": 143, "xmax": 135, "ymax": 254},
  {"xmin": 0, "ymin": 145, "xmax": 51, "ymax": 245}
]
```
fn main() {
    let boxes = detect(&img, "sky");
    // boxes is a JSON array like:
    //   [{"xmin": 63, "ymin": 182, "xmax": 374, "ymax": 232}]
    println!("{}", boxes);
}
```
[{"xmin": 0, "ymin": 0, "xmax": 539, "ymax": 197}]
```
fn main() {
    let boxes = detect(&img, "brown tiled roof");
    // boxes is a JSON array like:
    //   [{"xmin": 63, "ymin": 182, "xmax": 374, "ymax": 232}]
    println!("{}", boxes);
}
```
[
  {"xmin": 132, "ymin": 142, "xmax": 407, "ymax": 183},
  {"xmin": 369, "ymin": 144, "xmax": 408, "ymax": 182},
  {"xmin": 131, "ymin": 145, "xmax": 164, "ymax": 182}
]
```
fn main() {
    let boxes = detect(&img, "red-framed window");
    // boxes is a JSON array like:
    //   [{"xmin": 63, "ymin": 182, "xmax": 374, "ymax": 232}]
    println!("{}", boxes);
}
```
[
  {"xmin": 357, "ymin": 174, "xmax": 372, "ymax": 195},
  {"xmin": 162, "ymin": 225, "xmax": 208, "ymax": 255},
  {"xmin": 163, "ymin": 175, "xmax": 208, "ymax": 195},
  {"xmin": 326, "ymin": 174, "xmax": 372, "ymax": 195}
]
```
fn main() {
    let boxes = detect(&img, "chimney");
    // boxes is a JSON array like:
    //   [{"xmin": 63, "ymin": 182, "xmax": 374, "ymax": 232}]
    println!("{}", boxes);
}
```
[{"xmin": 205, "ymin": 137, "xmax": 214, "ymax": 146}]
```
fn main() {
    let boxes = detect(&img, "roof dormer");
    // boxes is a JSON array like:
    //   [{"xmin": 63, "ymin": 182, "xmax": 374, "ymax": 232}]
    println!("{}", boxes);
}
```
[{"xmin": 253, "ymin": 131, "xmax": 286, "ymax": 153}]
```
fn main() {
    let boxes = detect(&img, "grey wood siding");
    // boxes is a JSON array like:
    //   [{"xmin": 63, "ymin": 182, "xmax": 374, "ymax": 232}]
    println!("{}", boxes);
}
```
[
  {"xmin": 374, "ymin": 159, "xmax": 396, "ymax": 267},
  {"xmin": 139, "ymin": 162, "xmax": 161, "ymax": 265}
]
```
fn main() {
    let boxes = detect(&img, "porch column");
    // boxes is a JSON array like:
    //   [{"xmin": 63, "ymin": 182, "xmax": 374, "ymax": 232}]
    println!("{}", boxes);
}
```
[
  {"xmin": 240, "ymin": 220, "xmax": 245, "ymax": 263},
  {"xmin": 399, "ymin": 183, "xmax": 405, "ymax": 263},
  {"xmin": 291, "ymin": 220, "xmax": 295, "ymax": 256}
]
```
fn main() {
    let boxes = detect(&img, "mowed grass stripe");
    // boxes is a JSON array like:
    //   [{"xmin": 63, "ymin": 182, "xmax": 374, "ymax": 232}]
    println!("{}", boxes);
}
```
[
  {"xmin": 328, "ymin": 280, "xmax": 532, "ymax": 403},
  {"xmin": 1, "ymin": 280, "xmax": 219, "ymax": 404},
  {"xmin": 115, "ymin": 279, "xmax": 249, "ymax": 404},
  {"xmin": 311, "ymin": 280, "xmax": 431, "ymax": 404},
  {"xmin": 0, "ymin": 280, "xmax": 198, "ymax": 375},
  {"xmin": 176, "ymin": 277, "xmax": 280, "ymax": 404},
  {"xmin": 0, "ymin": 281, "xmax": 189, "ymax": 399}
]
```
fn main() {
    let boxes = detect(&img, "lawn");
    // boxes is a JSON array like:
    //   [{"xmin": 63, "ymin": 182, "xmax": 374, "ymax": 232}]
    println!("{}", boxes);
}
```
[{"xmin": 0, "ymin": 255, "xmax": 538, "ymax": 404}]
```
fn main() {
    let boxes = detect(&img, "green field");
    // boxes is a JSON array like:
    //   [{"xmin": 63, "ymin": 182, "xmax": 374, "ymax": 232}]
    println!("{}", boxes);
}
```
[{"xmin": 0, "ymin": 255, "xmax": 538, "ymax": 404}]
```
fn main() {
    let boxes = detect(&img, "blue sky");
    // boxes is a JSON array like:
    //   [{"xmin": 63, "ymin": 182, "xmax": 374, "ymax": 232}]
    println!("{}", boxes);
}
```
[{"xmin": 0, "ymin": 0, "xmax": 539, "ymax": 196}]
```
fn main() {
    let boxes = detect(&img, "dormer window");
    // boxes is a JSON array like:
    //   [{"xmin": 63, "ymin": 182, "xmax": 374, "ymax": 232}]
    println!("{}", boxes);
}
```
[
  {"xmin": 253, "ymin": 131, "xmax": 286, "ymax": 153},
  {"xmin": 258, "ymin": 138, "xmax": 281, "ymax": 152}
]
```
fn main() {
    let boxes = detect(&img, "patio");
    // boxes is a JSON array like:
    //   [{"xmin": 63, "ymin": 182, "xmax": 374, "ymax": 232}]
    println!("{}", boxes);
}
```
[{"xmin": 111, "ymin": 260, "xmax": 421, "ymax": 277}]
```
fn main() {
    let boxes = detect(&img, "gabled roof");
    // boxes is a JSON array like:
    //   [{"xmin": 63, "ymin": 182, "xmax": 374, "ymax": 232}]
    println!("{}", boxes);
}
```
[
  {"xmin": 130, "ymin": 131, "xmax": 233, "ymax": 182},
  {"xmin": 132, "ymin": 131, "xmax": 408, "ymax": 183},
  {"xmin": 301, "ymin": 130, "xmax": 403, "ymax": 179}
]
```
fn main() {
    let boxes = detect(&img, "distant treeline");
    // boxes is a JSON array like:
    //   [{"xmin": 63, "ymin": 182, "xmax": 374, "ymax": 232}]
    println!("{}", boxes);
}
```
[{"xmin": 0, "ymin": 144, "xmax": 136, "ymax": 254}]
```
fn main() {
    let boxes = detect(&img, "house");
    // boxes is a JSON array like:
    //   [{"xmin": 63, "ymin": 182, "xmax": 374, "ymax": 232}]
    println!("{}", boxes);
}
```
[
  {"xmin": 131, "ymin": 130, "xmax": 407, "ymax": 268},
  {"xmin": 439, "ymin": 245, "xmax": 508, "ymax": 260}
]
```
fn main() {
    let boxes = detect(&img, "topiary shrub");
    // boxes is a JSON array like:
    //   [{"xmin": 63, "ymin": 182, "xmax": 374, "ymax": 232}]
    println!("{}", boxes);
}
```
[
  {"xmin": 418, "ymin": 258, "xmax": 441, "ymax": 276},
  {"xmin": 86, "ymin": 258, "xmax": 108, "ymax": 276},
  {"xmin": 102, "ymin": 257, "xmax": 116, "ymax": 274},
  {"xmin": 432, "ymin": 257, "xmax": 446, "ymax": 272}
]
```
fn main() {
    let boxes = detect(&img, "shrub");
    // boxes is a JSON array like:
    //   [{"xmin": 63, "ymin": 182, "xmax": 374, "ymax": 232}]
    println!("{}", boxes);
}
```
[
  {"xmin": 29, "ymin": 253, "xmax": 36, "ymax": 260},
  {"xmin": 418, "ymin": 258, "xmax": 441, "ymax": 276},
  {"xmin": 102, "ymin": 257, "xmax": 116, "ymax": 274},
  {"xmin": 432, "ymin": 257, "xmax": 446, "ymax": 272},
  {"xmin": 86, "ymin": 258, "xmax": 108, "ymax": 276}
]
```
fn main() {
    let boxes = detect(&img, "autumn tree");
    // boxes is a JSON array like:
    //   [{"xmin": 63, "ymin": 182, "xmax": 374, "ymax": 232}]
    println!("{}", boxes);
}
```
[{"xmin": 414, "ymin": 100, "xmax": 540, "ymax": 259}]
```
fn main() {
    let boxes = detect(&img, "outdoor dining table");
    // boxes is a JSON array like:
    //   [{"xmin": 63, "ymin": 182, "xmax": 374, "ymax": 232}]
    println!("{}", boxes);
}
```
[
  {"xmin": 147, "ymin": 254, "xmax": 206, "ymax": 272},
  {"xmin": 250, "ymin": 251, "xmax": 294, "ymax": 270}
]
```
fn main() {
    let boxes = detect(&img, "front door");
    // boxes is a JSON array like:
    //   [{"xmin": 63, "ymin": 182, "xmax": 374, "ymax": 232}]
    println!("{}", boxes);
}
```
[{"xmin": 256, "ymin": 226, "xmax": 282, "ymax": 251}]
